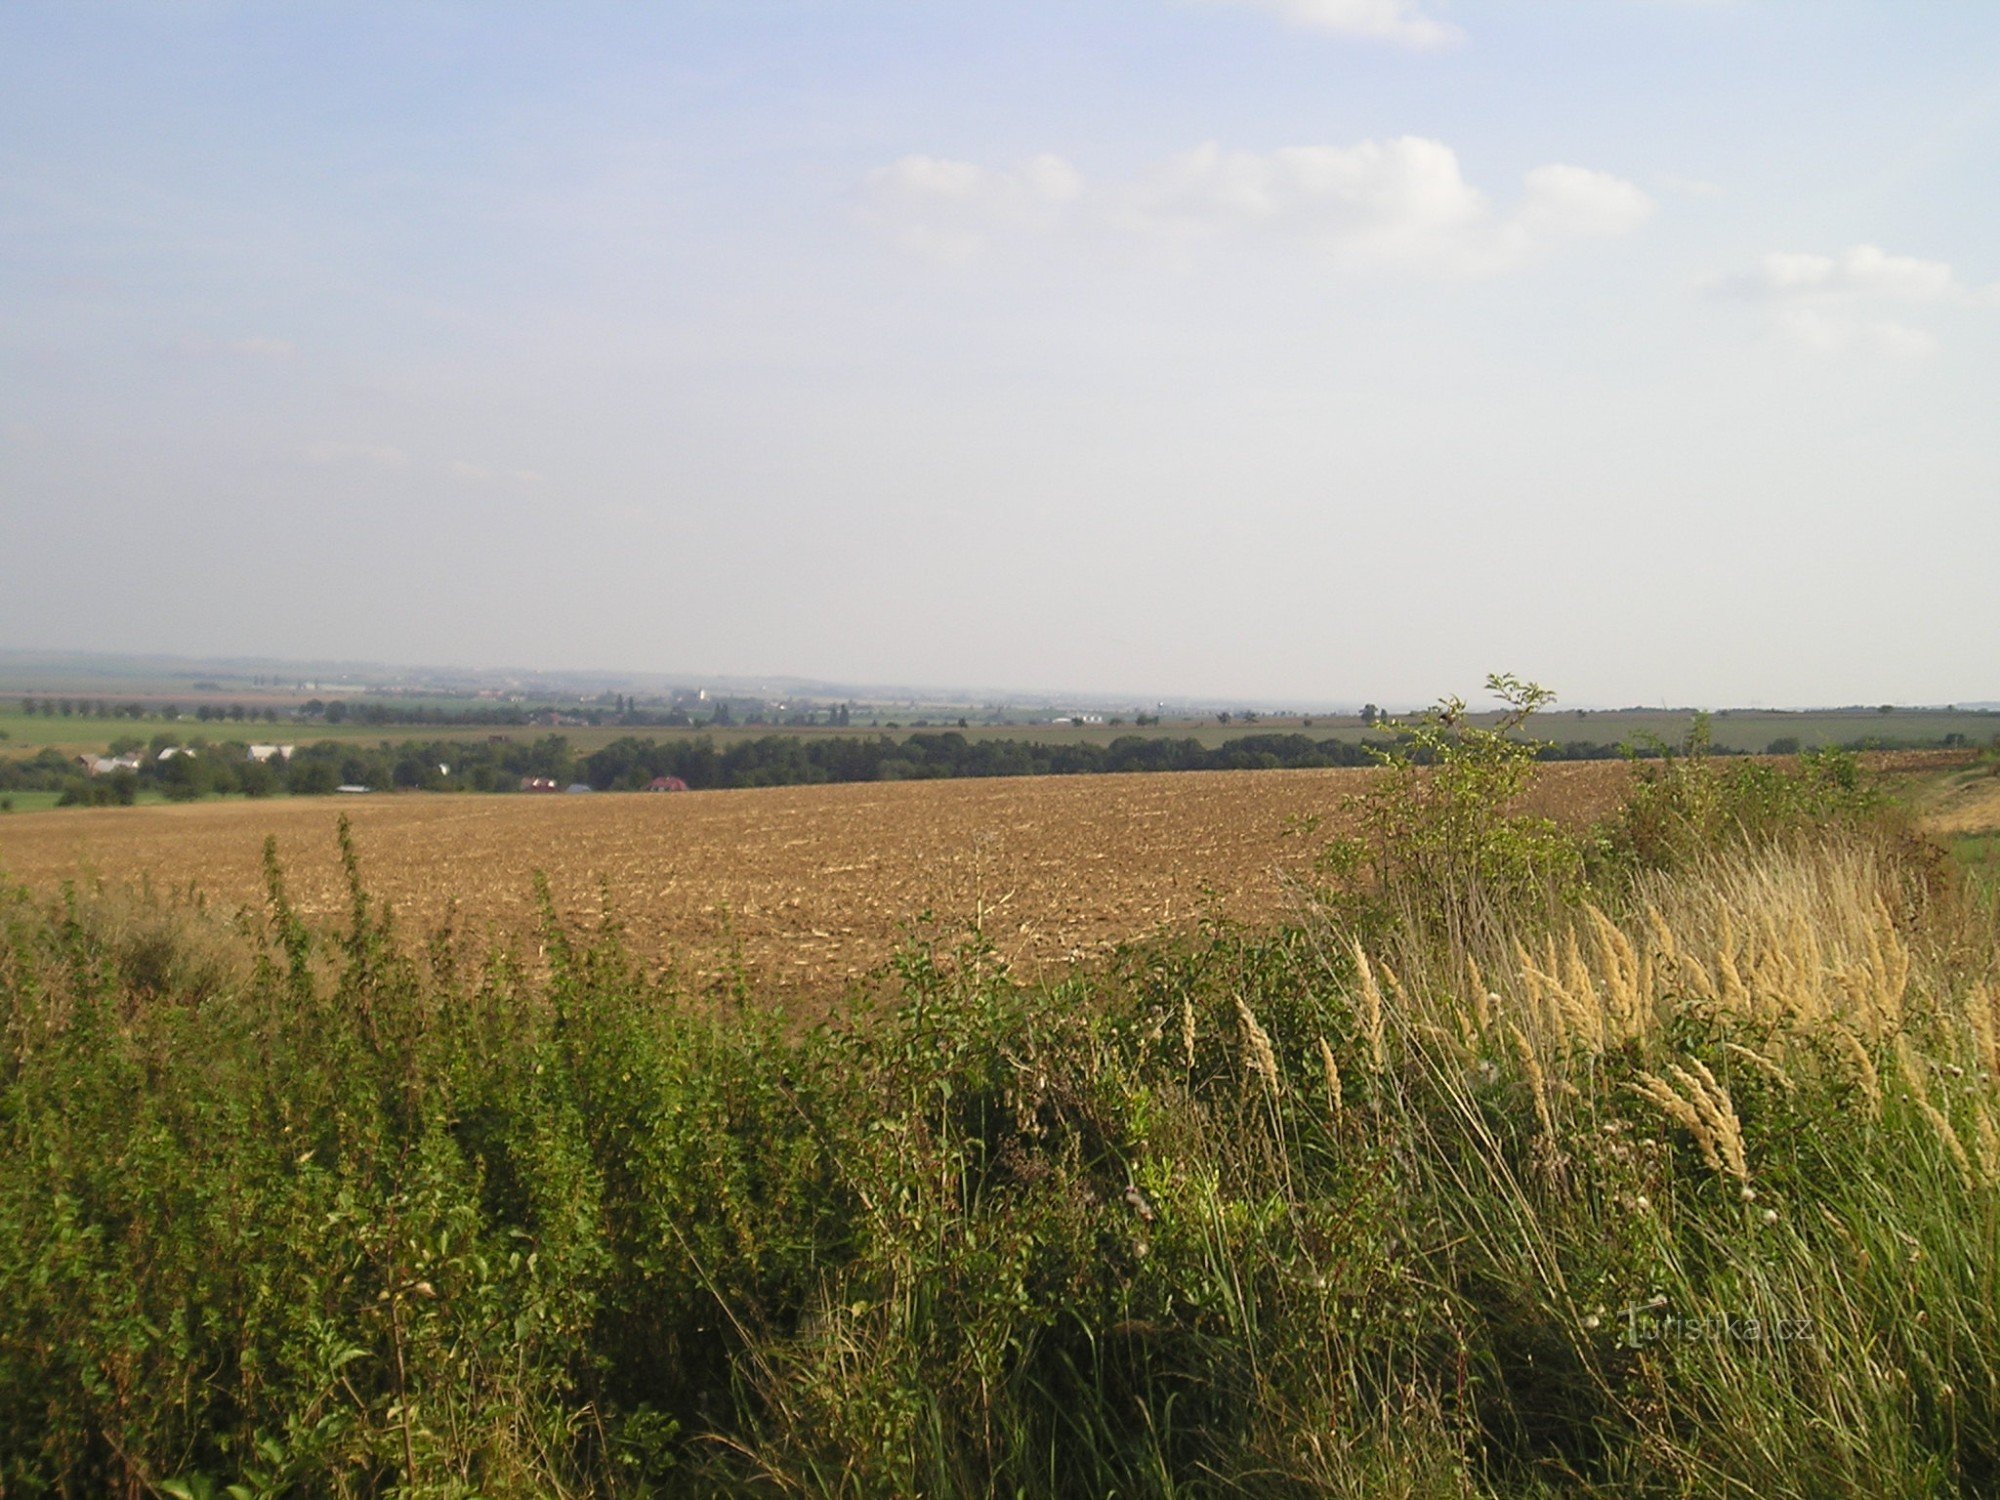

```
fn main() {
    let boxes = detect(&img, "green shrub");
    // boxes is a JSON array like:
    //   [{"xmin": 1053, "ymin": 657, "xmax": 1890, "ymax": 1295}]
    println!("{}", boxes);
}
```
[{"xmin": 2, "ymin": 735, "xmax": 1996, "ymax": 1496}]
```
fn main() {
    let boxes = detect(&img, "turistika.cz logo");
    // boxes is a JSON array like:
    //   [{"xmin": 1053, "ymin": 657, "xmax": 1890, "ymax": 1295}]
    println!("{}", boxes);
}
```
[{"xmin": 1621, "ymin": 1302, "xmax": 1813, "ymax": 1349}]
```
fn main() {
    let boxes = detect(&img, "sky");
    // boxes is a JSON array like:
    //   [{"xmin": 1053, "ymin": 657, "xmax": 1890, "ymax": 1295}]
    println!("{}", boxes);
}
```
[{"xmin": 1, "ymin": 1, "xmax": 1996, "ymax": 708}]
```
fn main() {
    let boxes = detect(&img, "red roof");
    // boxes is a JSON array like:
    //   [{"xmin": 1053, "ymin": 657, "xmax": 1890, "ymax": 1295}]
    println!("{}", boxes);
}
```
[{"xmin": 645, "ymin": 776, "xmax": 689, "ymax": 792}]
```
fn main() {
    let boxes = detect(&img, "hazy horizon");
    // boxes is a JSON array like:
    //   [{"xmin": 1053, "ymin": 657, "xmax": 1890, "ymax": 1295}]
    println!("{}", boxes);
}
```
[{"xmin": 4, "ymin": 3, "xmax": 1996, "ymax": 707}]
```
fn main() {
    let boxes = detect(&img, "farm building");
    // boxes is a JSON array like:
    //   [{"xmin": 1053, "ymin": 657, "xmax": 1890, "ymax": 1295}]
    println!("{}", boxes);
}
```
[
  {"xmin": 644, "ymin": 776, "xmax": 689, "ymax": 792},
  {"xmin": 564, "ymin": 783, "xmax": 594, "ymax": 795},
  {"xmin": 75, "ymin": 754, "xmax": 142, "ymax": 776},
  {"xmin": 246, "ymin": 744, "xmax": 295, "ymax": 763},
  {"xmin": 520, "ymin": 776, "xmax": 560, "ymax": 793}
]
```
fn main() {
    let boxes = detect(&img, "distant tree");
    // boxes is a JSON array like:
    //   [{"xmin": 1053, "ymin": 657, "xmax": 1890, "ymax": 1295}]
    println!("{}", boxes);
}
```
[
  {"xmin": 1217, "ymin": 711, "xmax": 1232, "ymax": 724},
  {"xmin": 1766, "ymin": 736, "xmax": 1802, "ymax": 756},
  {"xmin": 18, "ymin": 699, "xmax": 35, "ymax": 716},
  {"xmin": 1877, "ymin": 704, "xmax": 1896, "ymax": 715},
  {"xmin": 1361, "ymin": 704, "xmax": 1381, "ymax": 726},
  {"xmin": 324, "ymin": 700, "xmax": 348, "ymax": 724},
  {"xmin": 156, "ymin": 754, "xmax": 208, "ymax": 802},
  {"xmin": 289, "ymin": 761, "xmax": 339, "ymax": 796},
  {"xmin": 58, "ymin": 700, "xmax": 74, "ymax": 717}
]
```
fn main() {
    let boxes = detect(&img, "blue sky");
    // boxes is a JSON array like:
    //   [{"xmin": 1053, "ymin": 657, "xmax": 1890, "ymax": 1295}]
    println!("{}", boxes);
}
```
[{"xmin": 2, "ymin": 1, "xmax": 1995, "ymax": 706}]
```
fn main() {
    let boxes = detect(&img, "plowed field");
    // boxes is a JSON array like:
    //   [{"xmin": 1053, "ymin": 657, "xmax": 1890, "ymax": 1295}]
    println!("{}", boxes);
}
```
[{"xmin": 2, "ymin": 763, "xmax": 1636, "ymax": 993}]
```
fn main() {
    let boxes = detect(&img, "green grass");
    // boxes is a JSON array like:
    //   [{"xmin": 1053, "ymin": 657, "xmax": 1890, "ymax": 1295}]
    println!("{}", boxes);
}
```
[
  {"xmin": 0, "ymin": 790, "xmax": 66, "ymax": 813},
  {"xmin": 0, "ymin": 707, "xmax": 1352, "ymax": 758},
  {"xmin": 0, "ymin": 788, "xmax": 185, "ymax": 814},
  {"xmin": 7, "ymin": 706, "xmax": 1997, "ymax": 768},
  {"xmin": 1950, "ymin": 831, "xmax": 2000, "ymax": 891},
  {"xmin": 4, "ymin": 708, "xmax": 1997, "ymax": 1494}
]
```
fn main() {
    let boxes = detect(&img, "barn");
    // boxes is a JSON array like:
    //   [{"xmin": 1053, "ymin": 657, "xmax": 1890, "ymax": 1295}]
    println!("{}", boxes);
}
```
[{"xmin": 644, "ymin": 776, "xmax": 690, "ymax": 793}]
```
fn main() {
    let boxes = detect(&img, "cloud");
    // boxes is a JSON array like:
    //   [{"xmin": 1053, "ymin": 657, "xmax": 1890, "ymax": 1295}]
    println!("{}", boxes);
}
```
[
  {"xmin": 860, "ymin": 153, "xmax": 1084, "ymax": 263},
  {"xmin": 862, "ymin": 137, "xmax": 1652, "ymax": 276},
  {"xmin": 1196, "ymin": 0, "xmax": 1465, "ymax": 49},
  {"xmin": 1713, "ymin": 244, "xmax": 1996, "ymax": 359},
  {"xmin": 1514, "ymin": 164, "xmax": 1657, "ymax": 240}
]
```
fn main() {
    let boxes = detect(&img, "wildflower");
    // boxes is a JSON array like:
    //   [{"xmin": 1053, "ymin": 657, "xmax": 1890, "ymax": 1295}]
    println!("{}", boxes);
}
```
[
  {"xmin": 1634, "ymin": 1194, "xmax": 1651, "ymax": 1212},
  {"xmin": 1761, "ymin": 1209, "xmax": 1778, "ymax": 1225}
]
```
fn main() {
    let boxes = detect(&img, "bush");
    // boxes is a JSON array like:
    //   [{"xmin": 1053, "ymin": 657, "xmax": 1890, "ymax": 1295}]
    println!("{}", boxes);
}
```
[
  {"xmin": 1604, "ymin": 714, "xmax": 1882, "ymax": 872},
  {"xmin": 3, "ymin": 713, "xmax": 1996, "ymax": 1495}
]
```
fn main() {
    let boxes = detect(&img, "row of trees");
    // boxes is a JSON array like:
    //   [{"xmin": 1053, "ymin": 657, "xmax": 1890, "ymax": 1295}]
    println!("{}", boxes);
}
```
[
  {"xmin": 18, "ymin": 698, "xmax": 153, "ymax": 718},
  {"xmin": 2, "ymin": 729, "xmax": 1680, "ymax": 809},
  {"xmin": 17, "ymin": 698, "xmax": 286, "ymax": 723},
  {"xmin": 8, "ymin": 725, "xmax": 1987, "ymax": 811}
]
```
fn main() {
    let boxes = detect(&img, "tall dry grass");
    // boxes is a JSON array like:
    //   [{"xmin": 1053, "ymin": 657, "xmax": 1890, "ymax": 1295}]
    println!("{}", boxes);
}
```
[{"xmin": 3, "ymin": 726, "xmax": 1998, "ymax": 1495}]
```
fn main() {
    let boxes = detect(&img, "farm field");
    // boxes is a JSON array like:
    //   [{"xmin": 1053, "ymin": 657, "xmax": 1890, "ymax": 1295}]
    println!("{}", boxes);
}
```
[
  {"xmin": 0, "ymin": 761, "xmax": 1637, "ymax": 994},
  {"xmin": 0, "ymin": 707, "xmax": 1381, "ymax": 758},
  {"xmin": 4, "ymin": 703, "xmax": 1996, "ymax": 761}
]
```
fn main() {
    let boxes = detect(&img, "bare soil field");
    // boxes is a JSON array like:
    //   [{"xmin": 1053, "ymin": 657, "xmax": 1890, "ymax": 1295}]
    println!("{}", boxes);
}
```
[{"xmin": 0, "ymin": 764, "xmax": 1640, "ymax": 994}]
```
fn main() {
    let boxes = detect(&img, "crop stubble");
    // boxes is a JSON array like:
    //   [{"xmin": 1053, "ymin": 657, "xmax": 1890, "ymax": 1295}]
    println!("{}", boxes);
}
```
[{"xmin": 0, "ymin": 765, "xmax": 1635, "ymax": 992}]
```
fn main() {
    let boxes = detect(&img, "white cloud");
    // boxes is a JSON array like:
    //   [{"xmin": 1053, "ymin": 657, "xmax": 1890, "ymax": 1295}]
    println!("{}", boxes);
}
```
[
  {"xmin": 861, "ymin": 153, "xmax": 1084, "ymax": 263},
  {"xmin": 1197, "ymin": 0, "xmax": 1465, "ymax": 49},
  {"xmin": 863, "ymin": 137, "xmax": 1652, "ymax": 276},
  {"xmin": 1514, "ymin": 164, "xmax": 1657, "ymax": 240},
  {"xmin": 1715, "ymin": 243, "xmax": 1995, "ymax": 359}
]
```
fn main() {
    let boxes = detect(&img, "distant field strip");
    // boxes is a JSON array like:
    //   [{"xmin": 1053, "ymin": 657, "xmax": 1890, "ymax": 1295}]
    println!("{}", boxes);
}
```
[
  {"xmin": 1926, "ymin": 772, "xmax": 2000, "ymax": 836},
  {"xmin": 0, "ymin": 764, "xmax": 1635, "ymax": 993}
]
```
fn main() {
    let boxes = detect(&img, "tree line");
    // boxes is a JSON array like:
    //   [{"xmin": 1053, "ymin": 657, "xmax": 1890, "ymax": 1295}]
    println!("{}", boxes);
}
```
[
  {"xmin": 4, "ymin": 724, "xmax": 1984, "ymax": 811},
  {"xmin": 0, "ymin": 728, "xmax": 1684, "ymax": 808}
]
